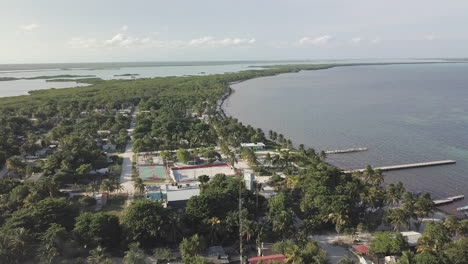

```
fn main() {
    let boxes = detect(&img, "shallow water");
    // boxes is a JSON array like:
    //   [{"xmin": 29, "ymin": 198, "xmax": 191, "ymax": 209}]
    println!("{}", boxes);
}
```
[
  {"xmin": 0, "ymin": 60, "xmax": 443, "ymax": 98},
  {"xmin": 224, "ymin": 63, "xmax": 468, "ymax": 207}
]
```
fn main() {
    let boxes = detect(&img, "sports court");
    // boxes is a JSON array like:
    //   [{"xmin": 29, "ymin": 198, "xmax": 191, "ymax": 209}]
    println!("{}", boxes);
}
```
[
  {"xmin": 171, "ymin": 163, "xmax": 235, "ymax": 182},
  {"xmin": 138, "ymin": 165, "xmax": 168, "ymax": 181}
]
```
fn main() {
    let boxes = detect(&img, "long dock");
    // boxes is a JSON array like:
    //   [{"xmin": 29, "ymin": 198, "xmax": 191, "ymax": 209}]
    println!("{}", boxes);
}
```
[
  {"xmin": 433, "ymin": 195, "xmax": 464, "ymax": 206},
  {"xmin": 325, "ymin": 147, "xmax": 368, "ymax": 154},
  {"xmin": 344, "ymin": 160, "xmax": 456, "ymax": 173}
]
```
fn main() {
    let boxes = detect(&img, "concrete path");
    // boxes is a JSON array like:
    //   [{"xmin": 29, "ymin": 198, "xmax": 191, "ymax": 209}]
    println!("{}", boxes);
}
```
[
  {"xmin": 119, "ymin": 109, "xmax": 137, "ymax": 201},
  {"xmin": 120, "ymin": 142, "xmax": 135, "ymax": 196}
]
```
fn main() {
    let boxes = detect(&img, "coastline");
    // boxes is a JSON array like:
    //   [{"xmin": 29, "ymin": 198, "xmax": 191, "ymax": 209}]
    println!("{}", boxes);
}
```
[
  {"xmin": 218, "ymin": 62, "xmax": 468, "ymax": 216},
  {"xmin": 218, "ymin": 60, "xmax": 468, "ymax": 120}
]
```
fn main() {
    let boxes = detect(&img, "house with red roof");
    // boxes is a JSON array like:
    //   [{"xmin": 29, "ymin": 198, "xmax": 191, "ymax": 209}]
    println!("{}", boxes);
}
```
[{"xmin": 248, "ymin": 254, "xmax": 286, "ymax": 264}]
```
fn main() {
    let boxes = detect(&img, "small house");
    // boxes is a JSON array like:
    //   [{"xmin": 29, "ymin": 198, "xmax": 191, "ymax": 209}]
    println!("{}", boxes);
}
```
[
  {"xmin": 248, "ymin": 254, "xmax": 286, "ymax": 264},
  {"xmin": 241, "ymin": 142, "xmax": 266, "ymax": 151}
]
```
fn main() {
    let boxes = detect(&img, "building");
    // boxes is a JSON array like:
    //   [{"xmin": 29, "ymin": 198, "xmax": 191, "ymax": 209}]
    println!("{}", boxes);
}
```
[
  {"xmin": 146, "ymin": 183, "xmax": 200, "ymax": 209},
  {"xmin": 401, "ymin": 231, "xmax": 422, "ymax": 248},
  {"xmin": 241, "ymin": 142, "xmax": 266, "ymax": 151},
  {"xmin": 248, "ymin": 254, "xmax": 286, "ymax": 264},
  {"xmin": 244, "ymin": 172, "xmax": 255, "ymax": 191},
  {"xmin": 97, "ymin": 130, "xmax": 111, "ymax": 135},
  {"xmin": 102, "ymin": 143, "xmax": 117, "ymax": 151},
  {"xmin": 166, "ymin": 183, "xmax": 200, "ymax": 208}
]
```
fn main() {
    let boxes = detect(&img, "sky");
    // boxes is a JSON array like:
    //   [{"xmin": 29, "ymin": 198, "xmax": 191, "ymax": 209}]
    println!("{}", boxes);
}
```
[{"xmin": 1, "ymin": 0, "xmax": 468, "ymax": 63}]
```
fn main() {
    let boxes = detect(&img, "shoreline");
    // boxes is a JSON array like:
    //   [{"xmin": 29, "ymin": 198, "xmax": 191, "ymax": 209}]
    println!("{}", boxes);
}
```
[
  {"xmin": 218, "ymin": 60, "xmax": 468, "ymax": 119},
  {"xmin": 218, "ymin": 62, "xmax": 468, "ymax": 215}
]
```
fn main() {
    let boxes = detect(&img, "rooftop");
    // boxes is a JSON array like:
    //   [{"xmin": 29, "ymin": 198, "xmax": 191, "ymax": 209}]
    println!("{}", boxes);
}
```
[
  {"xmin": 352, "ymin": 244, "xmax": 369, "ymax": 255},
  {"xmin": 401, "ymin": 231, "xmax": 422, "ymax": 247},
  {"xmin": 241, "ymin": 142, "xmax": 266, "ymax": 148},
  {"xmin": 166, "ymin": 183, "xmax": 200, "ymax": 202},
  {"xmin": 248, "ymin": 254, "xmax": 286, "ymax": 264}
]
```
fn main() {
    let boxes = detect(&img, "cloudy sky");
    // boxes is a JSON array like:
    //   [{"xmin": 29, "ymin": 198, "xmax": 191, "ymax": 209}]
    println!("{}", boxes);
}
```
[{"xmin": 2, "ymin": 0, "xmax": 468, "ymax": 63}]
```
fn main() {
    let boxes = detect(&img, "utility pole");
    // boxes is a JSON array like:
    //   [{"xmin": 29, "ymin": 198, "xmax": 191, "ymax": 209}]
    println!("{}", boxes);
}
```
[{"xmin": 239, "ymin": 169, "xmax": 243, "ymax": 264}]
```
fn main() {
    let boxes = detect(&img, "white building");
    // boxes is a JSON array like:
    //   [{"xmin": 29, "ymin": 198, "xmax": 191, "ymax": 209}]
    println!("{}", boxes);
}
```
[{"xmin": 240, "ymin": 142, "xmax": 266, "ymax": 151}]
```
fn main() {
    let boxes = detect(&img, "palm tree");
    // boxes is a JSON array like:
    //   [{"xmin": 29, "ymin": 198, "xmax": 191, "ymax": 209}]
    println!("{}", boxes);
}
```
[
  {"xmin": 254, "ymin": 181, "xmax": 263, "ymax": 215},
  {"xmin": 319, "ymin": 150, "xmax": 327, "ymax": 161},
  {"xmin": 271, "ymin": 131, "xmax": 278, "ymax": 141},
  {"xmin": 385, "ymin": 208, "xmax": 410, "ymax": 231},
  {"xmin": 278, "ymin": 134, "xmax": 284, "ymax": 143},
  {"xmin": 123, "ymin": 243, "xmax": 145, "ymax": 264},
  {"xmin": 6, "ymin": 155, "xmax": 26, "ymax": 176},
  {"xmin": 87, "ymin": 246, "xmax": 114, "ymax": 264},
  {"xmin": 100, "ymin": 179, "xmax": 115, "ymax": 194},
  {"xmin": 443, "ymin": 216, "xmax": 460, "ymax": 235},
  {"xmin": 207, "ymin": 217, "xmax": 223, "ymax": 244},
  {"xmin": 371, "ymin": 169, "xmax": 384, "ymax": 186},
  {"xmin": 264, "ymin": 153, "xmax": 272, "ymax": 166},
  {"xmin": 112, "ymin": 180, "xmax": 124, "ymax": 193},
  {"xmin": 0, "ymin": 228, "xmax": 30, "ymax": 263},
  {"xmin": 414, "ymin": 193, "xmax": 434, "ymax": 219},
  {"xmin": 228, "ymin": 152, "xmax": 238, "ymax": 167},
  {"xmin": 284, "ymin": 244, "xmax": 303, "ymax": 264},
  {"xmin": 299, "ymin": 144, "xmax": 305, "ymax": 153},
  {"xmin": 241, "ymin": 148, "xmax": 258, "ymax": 166},
  {"xmin": 268, "ymin": 130, "xmax": 273, "ymax": 140},
  {"xmin": 133, "ymin": 178, "xmax": 145, "ymax": 194},
  {"xmin": 87, "ymin": 181, "xmax": 100, "ymax": 195},
  {"xmin": 400, "ymin": 250, "xmax": 416, "ymax": 264}
]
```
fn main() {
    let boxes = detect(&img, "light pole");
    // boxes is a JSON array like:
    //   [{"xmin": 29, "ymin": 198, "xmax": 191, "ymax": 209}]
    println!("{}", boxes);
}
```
[{"xmin": 239, "ymin": 168, "xmax": 243, "ymax": 264}]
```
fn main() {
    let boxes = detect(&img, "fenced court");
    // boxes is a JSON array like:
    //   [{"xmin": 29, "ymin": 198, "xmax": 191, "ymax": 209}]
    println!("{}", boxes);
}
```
[
  {"xmin": 138, "ymin": 165, "xmax": 168, "ymax": 181},
  {"xmin": 171, "ymin": 163, "xmax": 235, "ymax": 182}
]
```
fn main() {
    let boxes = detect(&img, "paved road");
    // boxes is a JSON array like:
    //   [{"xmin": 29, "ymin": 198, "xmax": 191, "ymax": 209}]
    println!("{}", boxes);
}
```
[
  {"xmin": 119, "ymin": 110, "xmax": 137, "ymax": 200},
  {"xmin": 120, "ymin": 142, "xmax": 135, "ymax": 195}
]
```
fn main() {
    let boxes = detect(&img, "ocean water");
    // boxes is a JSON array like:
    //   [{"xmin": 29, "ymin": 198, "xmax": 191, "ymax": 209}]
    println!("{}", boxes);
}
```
[
  {"xmin": 0, "ymin": 60, "xmax": 444, "ymax": 98},
  {"xmin": 0, "ymin": 61, "xmax": 276, "ymax": 97},
  {"xmin": 224, "ymin": 63, "xmax": 468, "ymax": 211}
]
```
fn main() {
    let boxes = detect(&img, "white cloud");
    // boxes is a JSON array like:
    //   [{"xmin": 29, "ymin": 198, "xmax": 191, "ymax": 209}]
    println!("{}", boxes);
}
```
[
  {"xmin": 121, "ymin": 25, "xmax": 128, "ymax": 31},
  {"xmin": 371, "ymin": 37, "xmax": 381, "ymax": 44},
  {"xmin": 188, "ymin": 36, "xmax": 256, "ymax": 47},
  {"xmin": 19, "ymin": 23, "xmax": 39, "ymax": 32},
  {"xmin": 350, "ymin": 37, "xmax": 362, "ymax": 44},
  {"xmin": 298, "ymin": 35, "xmax": 332, "ymax": 45},
  {"xmin": 188, "ymin": 36, "xmax": 214, "ymax": 47},
  {"xmin": 69, "ymin": 33, "xmax": 256, "ymax": 49}
]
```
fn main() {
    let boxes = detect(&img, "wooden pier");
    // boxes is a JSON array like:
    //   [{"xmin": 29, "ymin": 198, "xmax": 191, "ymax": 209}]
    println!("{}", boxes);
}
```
[
  {"xmin": 433, "ymin": 195, "xmax": 464, "ymax": 206},
  {"xmin": 325, "ymin": 147, "xmax": 368, "ymax": 154},
  {"xmin": 344, "ymin": 160, "xmax": 456, "ymax": 173}
]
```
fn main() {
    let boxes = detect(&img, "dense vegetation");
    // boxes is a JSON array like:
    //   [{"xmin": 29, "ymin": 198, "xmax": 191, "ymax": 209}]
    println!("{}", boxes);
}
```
[{"xmin": 0, "ymin": 63, "xmax": 465, "ymax": 263}]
